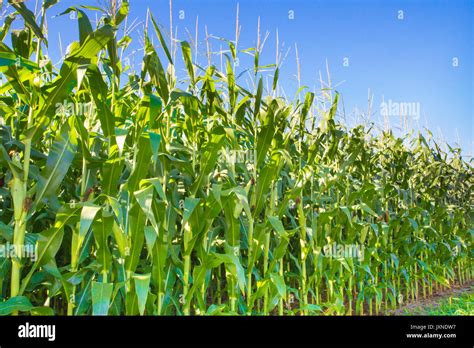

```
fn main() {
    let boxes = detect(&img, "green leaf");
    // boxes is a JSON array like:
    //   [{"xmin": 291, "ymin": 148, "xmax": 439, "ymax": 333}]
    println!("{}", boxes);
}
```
[
  {"xmin": 254, "ymin": 76, "xmax": 263, "ymax": 117},
  {"xmin": 31, "ymin": 306, "xmax": 55, "ymax": 315},
  {"xmin": 92, "ymin": 213, "xmax": 113, "ymax": 275},
  {"xmin": 91, "ymin": 281, "xmax": 113, "ymax": 315},
  {"xmin": 144, "ymin": 226, "xmax": 158, "ymax": 255},
  {"xmin": 0, "ymin": 296, "xmax": 33, "ymax": 315},
  {"xmin": 390, "ymin": 253, "xmax": 399, "ymax": 269},
  {"xmin": 115, "ymin": 0, "xmax": 129, "ymax": 25},
  {"xmin": 143, "ymin": 35, "xmax": 169, "ymax": 102},
  {"xmin": 35, "ymin": 117, "xmax": 78, "ymax": 207},
  {"xmin": 256, "ymin": 113, "xmax": 275, "ymax": 167},
  {"xmin": 301, "ymin": 92, "xmax": 314, "ymax": 119},
  {"xmin": 191, "ymin": 127, "xmax": 226, "ymax": 195},
  {"xmin": 272, "ymin": 67, "xmax": 279, "ymax": 91},
  {"xmin": 134, "ymin": 185, "xmax": 158, "ymax": 231},
  {"xmin": 127, "ymin": 133, "xmax": 152, "ymax": 193},
  {"xmin": 87, "ymin": 64, "xmax": 115, "ymax": 138},
  {"xmin": 213, "ymin": 252, "xmax": 246, "ymax": 294},
  {"xmin": 9, "ymin": 0, "xmax": 45, "ymax": 42},
  {"xmin": 34, "ymin": 25, "xmax": 114, "ymax": 136},
  {"xmin": 299, "ymin": 304, "xmax": 322, "ymax": 314},
  {"xmin": 133, "ymin": 273, "xmax": 151, "ymax": 316},
  {"xmin": 357, "ymin": 203, "xmax": 378, "ymax": 218},
  {"xmin": 149, "ymin": 131, "xmax": 162, "ymax": 164},
  {"xmin": 181, "ymin": 41, "xmax": 195, "ymax": 85},
  {"xmin": 79, "ymin": 205, "xmax": 101, "ymax": 239},
  {"xmin": 340, "ymin": 206, "xmax": 353, "ymax": 226},
  {"xmin": 270, "ymin": 273, "xmax": 286, "ymax": 298},
  {"xmin": 20, "ymin": 205, "xmax": 81, "ymax": 294},
  {"xmin": 59, "ymin": 7, "xmax": 93, "ymax": 44},
  {"xmin": 268, "ymin": 215, "xmax": 287, "ymax": 238},
  {"xmin": 225, "ymin": 54, "xmax": 236, "ymax": 111},
  {"xmin": 150, "ymin": 13, "xmax": 173, "ymax": 64},
  {"xmin": 112, "ymin": 218, "xmax": 129, "ymax": 258},
  {"xmin": 183, "ymin": 197, "xmax": 200, "ymax": 223}
]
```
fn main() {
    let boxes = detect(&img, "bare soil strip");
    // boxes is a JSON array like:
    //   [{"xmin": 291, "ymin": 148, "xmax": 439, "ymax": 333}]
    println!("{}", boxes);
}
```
[{"xmin": 388, "ymin": 281, "xmax": 473, "ymax": 315}]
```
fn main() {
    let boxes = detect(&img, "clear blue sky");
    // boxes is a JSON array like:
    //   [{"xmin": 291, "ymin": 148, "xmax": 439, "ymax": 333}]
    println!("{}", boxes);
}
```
[{"xmin": 4, "ymin": 0, "xmax": 473, "ymax": 157}]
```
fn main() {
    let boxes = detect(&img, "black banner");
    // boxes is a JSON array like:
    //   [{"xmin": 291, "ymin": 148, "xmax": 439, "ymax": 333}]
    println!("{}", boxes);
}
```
[{"xmin": 0, "ymin": 315, "xmax": 471, "ymax": 346}]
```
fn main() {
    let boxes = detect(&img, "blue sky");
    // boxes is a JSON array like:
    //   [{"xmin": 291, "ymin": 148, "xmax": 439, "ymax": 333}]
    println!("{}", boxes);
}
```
[{"xmin": 4, "ymin": 0, "xmax": 473, "ymax": 156}]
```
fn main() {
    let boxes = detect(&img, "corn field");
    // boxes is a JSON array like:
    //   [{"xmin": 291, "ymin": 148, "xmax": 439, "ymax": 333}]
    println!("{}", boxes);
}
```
[{"xmin": 0, "ymin": 0, "xmax": 472, "ymax": 316}]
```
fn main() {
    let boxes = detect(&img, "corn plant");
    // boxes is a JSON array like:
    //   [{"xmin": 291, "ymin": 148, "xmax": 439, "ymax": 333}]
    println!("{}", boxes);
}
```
[{"xmin": 0, "ymin": 0, "xmax": 472, "ymax": 316}]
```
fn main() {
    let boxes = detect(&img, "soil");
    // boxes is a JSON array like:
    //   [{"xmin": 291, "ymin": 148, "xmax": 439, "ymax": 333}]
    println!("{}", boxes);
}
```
[{"xmin": 388, "ymin": 281, "xmax": 473, "ymax": 315}]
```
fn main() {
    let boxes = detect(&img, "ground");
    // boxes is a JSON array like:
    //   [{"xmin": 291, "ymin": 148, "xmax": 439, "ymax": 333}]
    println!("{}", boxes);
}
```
[{"xmin": 390, "ymin": 282, "xmax": 473, "ymax": 315}]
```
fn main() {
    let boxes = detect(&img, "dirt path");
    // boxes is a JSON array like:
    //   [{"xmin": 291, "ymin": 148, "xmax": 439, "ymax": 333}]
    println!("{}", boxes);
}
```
[{"xmin": 388, "ymin": 281, "xmax": 473, "ymax": 315}]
